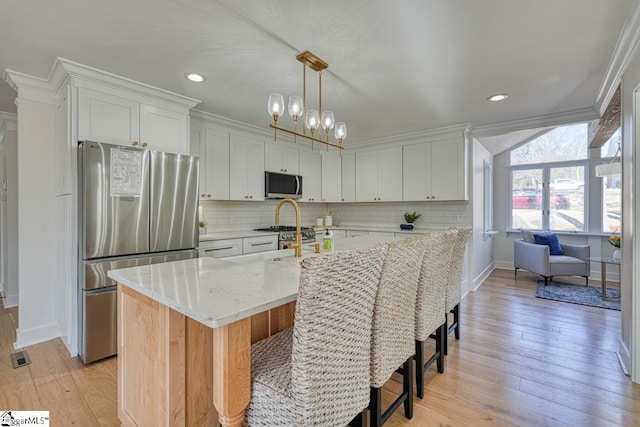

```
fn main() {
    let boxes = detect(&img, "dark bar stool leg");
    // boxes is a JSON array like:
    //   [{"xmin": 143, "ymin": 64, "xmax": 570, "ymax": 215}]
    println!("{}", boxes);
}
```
[
  {"xmin": 453, "ymin": 304, "xmax": 460, "ymax": 340},
  {"xmin": 403, "ymin": 357, "xmax": 414, "ymax": 419},
  {"xmin": 436, "ymin": 324, "xmax": 444, "ymax": 373},
  {"xmin": 349, "ymin": 410, "xmax": 365, "ymax": 427},
  {"xmin": 415, "ymin": 340, "xmax": 425, "ymax": 399},
  {"xmin": 369, "ymin": 388, "xmax": 382, "ymax": 427},
  {"xmin": 443, "ymin": 313, "xmax": 449, "ymax": 355}
]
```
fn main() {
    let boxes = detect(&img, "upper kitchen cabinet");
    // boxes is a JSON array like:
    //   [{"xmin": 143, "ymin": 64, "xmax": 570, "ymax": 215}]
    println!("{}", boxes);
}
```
[
  {"xmin": 77, "ymin": 85, "xmax": 193, "ymax": 155},
  {"xmin": 341, "ymin": 153, "xmax": 356, "ymax": 202},
  {"xmin": 229, "ymin": 134, "xmax": 265, "ymax": 201},
  {"xmin": 321, "ymin": 153, "xmax": 342, "ymax": 202},
  {"xmin": 403, "ymin": 138, "xmax": 468, "ymax": 201},
  {"xmin": 298, "ymin": 150, "xmax": 322, "ymax": 202},
  {"xmin": 265, "ymin": 143, "xmax": 299, "ymax": 174},
  {"xmin": 190, "ymin": 125, "xmax": 230, "ymax": 200},
  {"xmin": 355, "ymin": 147, "xmax": 402, "ymax": 202}
]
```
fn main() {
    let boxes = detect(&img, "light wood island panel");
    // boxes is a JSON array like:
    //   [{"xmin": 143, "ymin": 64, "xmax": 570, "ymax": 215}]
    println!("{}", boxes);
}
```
[{"xmin": 117, "ymin": 284, "xmax": 296, "ymax": 427}]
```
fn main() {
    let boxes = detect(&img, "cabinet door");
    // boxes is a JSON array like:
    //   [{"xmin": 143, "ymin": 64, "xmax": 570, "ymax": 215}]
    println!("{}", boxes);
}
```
[
  {"xmin": 56, "ymin": 90, "xmax": 71, "ymax": 195},
  {"xmin": 189, "ymin": 129, "xmax": 207, "ymax": 199},
  {"xmin": 203, "ymin": 128, "xmax": 230, "ymax": 200},
  {"xmin": 230, "ymin": 134, "xmax": 264, "ymax": 201},
  {"xmin": 376, "ymin": 147, "xmax": 402, "ymax": 201},
  {"xmin": 341, "ymin": 153, "xmax": 356, "ymax": 202},
  {"xmin": 78, "ymin": 88, "xmax": 140, "ymax": 147},
  {"xmin": 265, "ymin": 143, "xmax": 299, "ymax": 174},
  {"xmin": 140, "ymin": 104, "xmax": 189, "ymax": 154},
  {"xmin": 355, "ymin": 151, "xmax": 378, "ymax": 202},
  {"xmin": 430, "ymin": 139, "xmax": 464, "ymax": 200},
  {"xmin": 321, "ymin": 154, "xmax": 342, "ymax": 202},
  {"xmin": 299, "ymin": 150, "xmax": 322, "ymax": 202},
  {"xmin": 403, "ymin": 143, "xmax": 430, "ymax": 201}
]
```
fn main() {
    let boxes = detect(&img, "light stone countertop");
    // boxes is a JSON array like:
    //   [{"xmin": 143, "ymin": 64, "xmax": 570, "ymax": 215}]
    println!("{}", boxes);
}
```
[
  {"xmin": 108, "ymin": 235, "xmax": 401, "ymax": 329},
  {"xmin": 316, "ymin": 225, "xmax": 442, "ymax": 234}
]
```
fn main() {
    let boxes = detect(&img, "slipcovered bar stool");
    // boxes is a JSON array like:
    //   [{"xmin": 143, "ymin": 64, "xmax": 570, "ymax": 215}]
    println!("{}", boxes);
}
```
[
  {"xmin": 443, "ymin": 227, "xmax": 472, "ymax": 355},
  {"xmin": 413, "ymin": 230, "xmax": 454, "ymax": 399},
  {"xmin": 368, "ymin": 237, "xmax": 426, "ymax": 427},
  {"xmin": 245, "ymin": 245, "xmax": 388, "ymax": 427}
]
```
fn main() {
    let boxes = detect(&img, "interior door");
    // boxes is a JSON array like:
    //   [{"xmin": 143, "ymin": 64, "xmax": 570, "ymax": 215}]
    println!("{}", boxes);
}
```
[
  {"xmin": 149, "ymin": 151, "xmax": 199, "ymax": 251},
  {"xmin": 80, "ymin": 141, "xmax": 150, "ymax": 259}
]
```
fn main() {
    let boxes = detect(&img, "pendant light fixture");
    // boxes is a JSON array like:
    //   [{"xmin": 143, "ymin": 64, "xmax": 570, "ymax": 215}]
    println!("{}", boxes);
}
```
[{"xmin": 268, "ymin": 51, "xmax": 346, "ymax": 150}]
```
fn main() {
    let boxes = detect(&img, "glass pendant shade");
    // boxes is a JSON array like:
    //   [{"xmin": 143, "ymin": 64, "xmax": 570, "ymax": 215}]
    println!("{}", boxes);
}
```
[
  {"xmin": 305, "ymin": 109, "xmax": 320, "ymax": 132},
  {"xmin": 268, "ymin": 93, "xmax": 285, "ymax": 120},
  {"xmin": 334, "ymin": 122, "xmax": 347, "ymax": 142},
  {"xmin": 321, "ymin": 111, "xmax": 335, "ymax": 131},
  {"xmin": 288, "ymin": 95, "xmax": 303, "ymax": 121}
]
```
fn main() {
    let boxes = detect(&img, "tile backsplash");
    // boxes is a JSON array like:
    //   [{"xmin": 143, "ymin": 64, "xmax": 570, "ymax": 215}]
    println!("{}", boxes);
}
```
[{"xmin": 200, "ymin": 200, "xmax": 471, "ymax": 232}]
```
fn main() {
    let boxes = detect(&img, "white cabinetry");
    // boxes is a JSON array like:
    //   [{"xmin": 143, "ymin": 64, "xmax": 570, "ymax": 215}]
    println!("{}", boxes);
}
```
[
  {"xmin": 200, "ymin": 234, "xmax": 278, "ymax": 258},
  {"xmin": 321, "ymin": 154, "xmax": 342, "ymax": 202},
  {"xmin": 403, "ymin": 139, "xmax": 466, "ymax": 201},
  {"xmin": 229, "ymin": 134, "xmax": 265, "ymax": 201},
  {"xmin": 242, "ymin": 235, "xmax": 279, "ymax": 254},
  {"xmin": 78, "ymin": 87, "xmax": 190, "ymax": 154},
  {"xmin": 299, "ymin": 150, "xmax": 322, "ymax": 202},
  {"xmin": 265, "ymin": 143, "xmax": 299, "ymax": 174},
  {"xmin": 341, "ymin": 153, "xmax": 356, "ymax": 202},
  {"xmin": 355, "ymin": 147, "xmax": 402, "ymax": 202},
  {"xmin": 190, "ymin": 126, "xmax": 229, "ymax": 200}
]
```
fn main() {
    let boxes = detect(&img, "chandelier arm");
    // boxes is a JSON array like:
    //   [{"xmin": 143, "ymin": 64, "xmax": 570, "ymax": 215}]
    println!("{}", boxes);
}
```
[{"xmin": 269, "ymin": 124, "xmax": 344, "ymax": 149}]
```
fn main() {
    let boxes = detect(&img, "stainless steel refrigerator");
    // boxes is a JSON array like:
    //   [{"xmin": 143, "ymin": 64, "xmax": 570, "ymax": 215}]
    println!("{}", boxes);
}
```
[{"xmin": 78, "ymin": 141, "xmax": 199, "ymax": 363}]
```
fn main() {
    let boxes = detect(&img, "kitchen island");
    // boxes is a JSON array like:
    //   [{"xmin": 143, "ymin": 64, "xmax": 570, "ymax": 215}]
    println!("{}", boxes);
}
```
[{"xmin": 108, "ymin": 235, "xmax": 398, "ymax": 427}]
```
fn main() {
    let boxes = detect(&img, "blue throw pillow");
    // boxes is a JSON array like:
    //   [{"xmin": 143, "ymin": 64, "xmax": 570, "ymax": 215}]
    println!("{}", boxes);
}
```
[{"xmin": 533, "ymin": 233, "xmax": 564, "ymax": 255}]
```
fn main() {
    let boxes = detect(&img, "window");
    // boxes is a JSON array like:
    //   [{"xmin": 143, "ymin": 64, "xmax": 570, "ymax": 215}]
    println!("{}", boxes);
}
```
[
  {"xmin": 509, "ymin": 123, "xmax": 587, "ymax": 231},
  {"xmin": 601, "ymin": 128, "xmax": 621, "ymax": 232}
]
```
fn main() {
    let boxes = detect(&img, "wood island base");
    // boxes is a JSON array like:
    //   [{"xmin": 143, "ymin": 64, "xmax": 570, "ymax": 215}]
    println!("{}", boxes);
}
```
[{"xmin": 117, "ymin": 285, "xmax": 295, "ymax": 427}]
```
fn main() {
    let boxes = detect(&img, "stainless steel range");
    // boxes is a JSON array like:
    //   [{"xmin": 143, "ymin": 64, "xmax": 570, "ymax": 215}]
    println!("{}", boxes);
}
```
[{"xmin": 255, "ymin": 226, "xmax": 316, "ymax": 249}]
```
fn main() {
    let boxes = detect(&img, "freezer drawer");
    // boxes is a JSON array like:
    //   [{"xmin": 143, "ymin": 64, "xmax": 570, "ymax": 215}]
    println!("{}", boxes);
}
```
[{"xmin": 82, "ymin": 288, "xmax": 117, "ymax": 364}]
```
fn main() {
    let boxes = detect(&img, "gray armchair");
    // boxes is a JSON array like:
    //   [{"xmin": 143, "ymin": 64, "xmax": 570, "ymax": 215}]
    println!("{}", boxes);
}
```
[{"xmin": 514, "ymin": 239, "xmax": 590, "ymax": 286}]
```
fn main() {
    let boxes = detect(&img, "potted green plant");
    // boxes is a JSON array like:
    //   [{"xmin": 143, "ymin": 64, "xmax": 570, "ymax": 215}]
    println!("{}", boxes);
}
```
[
  {"xmin": 199, "ymin": 220, "xmax": 207, "ymax": 235},
  {"xmin": 401, "ymin": 212, "xmax": 421, "ymax": 230}
]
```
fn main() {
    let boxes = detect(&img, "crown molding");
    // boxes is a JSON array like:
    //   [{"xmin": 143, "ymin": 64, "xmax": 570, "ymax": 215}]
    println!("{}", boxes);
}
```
[
  {"xmin": 53, "ymin": 58, "xmax": 201, "ymax": 110},
  {"xmin": 3, "ymin": 68, "xmax": 61, "ymax": 106},
  {"xmin": 346, "ymin": 123, "xmax": 472, "ymax": 150},
  {"xmin": 470, "ymin": 107, "xmax": 599, "ymax": 139},
  {"xmin": 595, "ymin": 0, "xmax": 640, "ymax": 116}
]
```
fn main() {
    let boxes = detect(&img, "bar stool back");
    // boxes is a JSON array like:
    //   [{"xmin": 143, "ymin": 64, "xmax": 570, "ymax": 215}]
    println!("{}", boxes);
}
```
[{"xmin": 246, "ymin": 245, "xmax": 388, "ymax": 427}]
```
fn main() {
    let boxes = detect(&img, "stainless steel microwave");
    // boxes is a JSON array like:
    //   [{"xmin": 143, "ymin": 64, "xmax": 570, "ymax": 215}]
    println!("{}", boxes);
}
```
[{"xmin": 265, "ymin": 171, "xmax": 302, "ymax": 199}]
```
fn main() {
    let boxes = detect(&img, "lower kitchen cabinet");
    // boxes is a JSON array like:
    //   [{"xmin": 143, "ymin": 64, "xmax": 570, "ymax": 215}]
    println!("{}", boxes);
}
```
[{"xmin": 200, "ymin": 235, "xmax": 278, "ymax": 258}]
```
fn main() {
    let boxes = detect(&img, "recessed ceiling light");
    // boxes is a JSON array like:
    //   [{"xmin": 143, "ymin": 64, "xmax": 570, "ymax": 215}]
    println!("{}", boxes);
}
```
[
  {"xmin": 488, "ymin": 93, "xmax": 509, "ymax": 102},
  {"xmin": 185, "ymin": 73, "xmax": 206, "ymax": 83}
]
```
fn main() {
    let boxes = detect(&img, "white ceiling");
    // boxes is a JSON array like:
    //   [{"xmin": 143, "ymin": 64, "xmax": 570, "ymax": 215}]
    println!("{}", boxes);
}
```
[{"xmin": 0, "ymin": 0, "xmax": 632, "ymax": 152}]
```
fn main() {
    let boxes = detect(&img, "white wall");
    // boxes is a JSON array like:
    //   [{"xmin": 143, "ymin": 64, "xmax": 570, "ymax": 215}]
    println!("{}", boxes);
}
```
[
  {"xmin": 14, "ymin": 99, "xmax": 59, "ymax": 348},
  {"xmin": 1, "ymin": 117, "xmax": 18, "ymax": 307},
  {"xmin": 471, "ymin": 140, "xmax": 494, "ymax": 288}
]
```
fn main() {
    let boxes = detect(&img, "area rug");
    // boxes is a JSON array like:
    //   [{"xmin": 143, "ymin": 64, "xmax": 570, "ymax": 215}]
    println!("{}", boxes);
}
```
[{"xmin": 535, "ymin": 280, "xmax": 620, "ymax": 310}]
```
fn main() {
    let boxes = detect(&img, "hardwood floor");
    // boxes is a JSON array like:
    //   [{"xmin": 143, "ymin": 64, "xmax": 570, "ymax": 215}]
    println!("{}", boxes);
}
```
[{"xmin": 1, "ymin": 269, "xmax": 638, "ymax": 426}]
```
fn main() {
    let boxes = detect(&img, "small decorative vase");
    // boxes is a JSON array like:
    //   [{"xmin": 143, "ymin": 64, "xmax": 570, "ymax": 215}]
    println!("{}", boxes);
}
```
[
  {"xmin": 199, "ymin": 227, "xmax": 207, "ymax": 235},
  {"xmin": 612, "ymin": 249, "xmax": 621, "ymax": 260},
  {"xmin": 400, "ymin": 223, "xmax": 414, "ymax": 230}
]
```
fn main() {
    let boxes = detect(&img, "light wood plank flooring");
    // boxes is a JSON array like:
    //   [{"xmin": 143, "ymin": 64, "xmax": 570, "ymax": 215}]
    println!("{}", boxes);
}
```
[{"xmin": 1, "ymin": 269, "xmax": 638, "ymax": 426}]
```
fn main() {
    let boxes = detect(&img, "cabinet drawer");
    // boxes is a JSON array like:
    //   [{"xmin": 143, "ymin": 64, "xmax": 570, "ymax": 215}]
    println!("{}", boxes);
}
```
[
  {"xmin": 346, "ymin": 230, "xmax": 369, "ymax": 238},
  {"xmin": 243, "ymin": 235, "xmax": 278, "ymax": 254},
  {"xmin": 200, "ymin": 239, "xmax": 243, "ymax": 258}
]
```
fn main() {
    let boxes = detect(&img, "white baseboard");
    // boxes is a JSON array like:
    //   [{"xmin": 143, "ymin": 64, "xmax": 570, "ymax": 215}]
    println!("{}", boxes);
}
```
[
  {"xmin": 473, "ymin": 263, "xmax": 495, "ymax": 291},
  {"xmin": 494, "ymin": 261, "xmax": 513, "ymax": 270},
  {"xmin": 2, "ymin": 294, "xmax": 18, "ymax": 308},
  {"xmin": 493, "ymin": 261, "xmax": 620, "ymax": 283},
  {"xmin": 617, "ymin": 338, "xmax": 631, "ymax": 376},
  {"xmin": 14, "ymin": 323, "xmax": 60, "ymax": 350}
]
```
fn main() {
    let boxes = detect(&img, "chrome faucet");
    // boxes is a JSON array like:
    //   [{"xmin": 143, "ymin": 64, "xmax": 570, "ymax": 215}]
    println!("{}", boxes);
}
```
[{"xmin": 275, "ymin": 198, "xmax": 302, "ymax": 257}]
